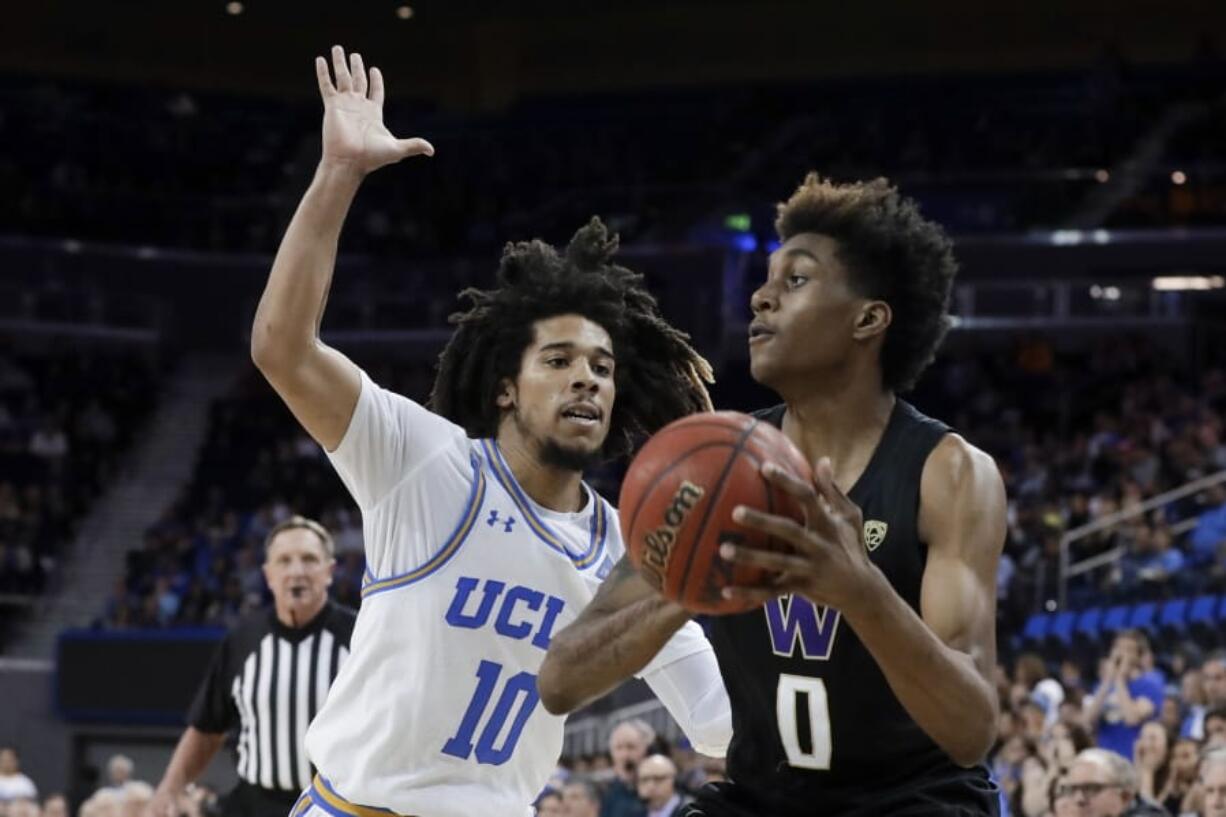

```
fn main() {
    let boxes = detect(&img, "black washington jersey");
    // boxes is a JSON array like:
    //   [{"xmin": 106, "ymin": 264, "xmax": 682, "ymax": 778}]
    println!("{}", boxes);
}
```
[{"xmin": 696, "ymin": 400, "xmax": 998, "ymax": 817}]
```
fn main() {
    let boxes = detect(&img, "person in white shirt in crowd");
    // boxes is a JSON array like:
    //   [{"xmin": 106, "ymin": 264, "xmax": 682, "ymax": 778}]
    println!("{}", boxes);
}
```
[
  {"xmin": 0, "ymin": 748, "xmax": 37, "ymax": 804},
  {"xmin": 252, "ymin": 45, "xmax": 729, "ymax": 817}
]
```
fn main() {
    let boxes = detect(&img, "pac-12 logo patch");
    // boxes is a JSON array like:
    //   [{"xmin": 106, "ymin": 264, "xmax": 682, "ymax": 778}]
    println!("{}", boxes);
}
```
[{"xmin": 863, "ymin": 520, "xmax": 888, "ymax": 551}]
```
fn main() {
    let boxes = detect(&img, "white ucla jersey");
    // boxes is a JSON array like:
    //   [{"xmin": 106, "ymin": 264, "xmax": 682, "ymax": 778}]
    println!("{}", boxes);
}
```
[{"xmin": 305, "ymin": 370, "xmax": 713, "ymax": 817}]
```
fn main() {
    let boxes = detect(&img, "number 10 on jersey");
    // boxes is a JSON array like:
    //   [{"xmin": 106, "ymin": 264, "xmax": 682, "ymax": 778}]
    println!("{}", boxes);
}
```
[{"xmin": 442, "ymin": 660, "xmax": 540, "ymax": 766}]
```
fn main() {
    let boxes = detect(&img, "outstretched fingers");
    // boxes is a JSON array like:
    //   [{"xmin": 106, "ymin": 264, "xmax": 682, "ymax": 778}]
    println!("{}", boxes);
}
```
[
  {"xmin": 369, "ymin": 66, "xmax": 385, "ymax": 105},
  {"xmin": 315, "ymin": 56, "xmax": 335, "ymax": 98},
  {"xmin": 331, "ymin": 45, "xmax": 353, "ymax": 92},
  {"xmin": 349, "ymin": 52, "xmax": 368, "ymax": 96}
]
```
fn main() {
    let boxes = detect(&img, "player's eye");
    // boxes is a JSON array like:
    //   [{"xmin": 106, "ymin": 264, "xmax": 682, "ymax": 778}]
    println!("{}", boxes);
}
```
[
  {"xmin": 593, "ymin": 362, "xmax": 613, "ymax": 377},
  {"xmin": 787, "ymin": 274, "xmax": 808, "ymax": 288},
  {"xmin": 546, "ymin": 357, "xmax": 568, "ymax": 368}
]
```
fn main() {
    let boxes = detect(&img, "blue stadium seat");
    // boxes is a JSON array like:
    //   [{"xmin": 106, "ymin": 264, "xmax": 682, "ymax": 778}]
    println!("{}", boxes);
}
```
[
  {"xmin": 1159, "ymin": 598, "xmax": 1189, "ymax": 634},
  {"xmin": 1021, "ymin": 613, "xmax": 1051, "ymax": 646},
  {"xmin": 1189, "ymin": 595, "xmax": 1220, "ymax": 633},
  {"xmin": 1102, "ymin": 605, "xmax": 1130, "ymax": 637},
  {"xmin": 1128, "ymin": 602, "xmax": 1157, "ymax": 634},
  {"xmin": 1050, "ymin": 611, "xmax": 1077, "ymax": 647},
  {"xmin": 1075, "ymin": 607, "xmax": 1103, "ymax": 642}
]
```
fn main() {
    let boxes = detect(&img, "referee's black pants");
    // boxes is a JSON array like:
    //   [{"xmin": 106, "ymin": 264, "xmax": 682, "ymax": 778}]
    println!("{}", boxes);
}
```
[{"xmin": 221, "ymin": 781, "xmax": 301, "ymax": 817}]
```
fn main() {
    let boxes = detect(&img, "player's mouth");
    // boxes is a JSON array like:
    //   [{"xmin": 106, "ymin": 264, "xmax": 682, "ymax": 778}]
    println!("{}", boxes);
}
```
[
  {"xmin": 559, "ymin": 401, "xmax": 603, "ymax": 429},
  {"xmin": 748, "ymin": 320, "xmax": 776, "ymax": 345},
  {"xmin": 290, "ymin": 585, "xmax": 308, "ymax": 599}
]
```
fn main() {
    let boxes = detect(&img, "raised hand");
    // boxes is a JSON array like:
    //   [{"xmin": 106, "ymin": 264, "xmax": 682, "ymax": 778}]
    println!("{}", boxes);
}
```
[{"xmin": 315, "ymin": 45, "xmax": 433, "ymax": 175}]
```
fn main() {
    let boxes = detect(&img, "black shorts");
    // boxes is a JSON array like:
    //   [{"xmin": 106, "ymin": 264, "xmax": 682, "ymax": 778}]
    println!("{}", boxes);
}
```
[
  {"xmin": 220, "ymin": 782, "xmax": 300, "ymax": 817},
  {"xmin": 678, "ymin": 778, "xmax": 1001, "ymax": 817}
]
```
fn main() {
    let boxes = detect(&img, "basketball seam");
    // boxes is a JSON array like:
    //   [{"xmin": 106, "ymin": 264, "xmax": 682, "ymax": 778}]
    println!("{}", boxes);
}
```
[
  {"xmin": 676, "ymin": 419, "xmax": 760, "ymax": 604},
  {"xmin": 624, "ymin": 440, "xmax": 741, "ymax": 538}
]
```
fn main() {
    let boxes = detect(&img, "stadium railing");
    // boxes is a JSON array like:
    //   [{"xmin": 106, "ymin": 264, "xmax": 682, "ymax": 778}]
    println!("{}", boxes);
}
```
[{"xmin": 1057, "ymin": 468, "xmax": 1226, "ymax": 609}]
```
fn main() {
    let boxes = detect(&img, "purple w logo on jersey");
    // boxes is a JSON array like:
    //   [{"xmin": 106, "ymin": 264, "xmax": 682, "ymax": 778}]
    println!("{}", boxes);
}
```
[{"xmin": 764, "ymin": 595, "xmax": 841, "ymax": 660}]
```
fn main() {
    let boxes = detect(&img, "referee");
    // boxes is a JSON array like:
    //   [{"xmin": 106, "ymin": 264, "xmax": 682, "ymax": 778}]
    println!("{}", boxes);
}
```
[{"xmin": 149, "ymin": 516, "xmax": 356, "ymax": 817}]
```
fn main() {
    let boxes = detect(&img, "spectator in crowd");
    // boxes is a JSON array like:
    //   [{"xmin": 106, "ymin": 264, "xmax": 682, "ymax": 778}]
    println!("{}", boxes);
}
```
[
  {"xmin": 603, "ymin": 721, "xmax": 654, "ymax": 817},
  {"xmin": 563, "ymin": 779, "xmax": 603, "ymax": 817},
  {"xmin": 41, "ymin": 795, "xmax": 67, "ymax": 817},
  {"xmin": 1063, "ymin": 748, "xmax": 1166, "ymax": 817},
  {"xmin": 1207, "ymin": 707, "xmax": 1226, "ymax": 748},
  {"xmin": 1189, "ymin": 484, "xmax": 1226, "ymax": 567},
  {"xmin": 636, "ymin": 755, "xmax": 688, "ymax": 817},
  {"xmin": 1201, "ymin": 747, "xmax": 1226, "ymax": 817},
  {"xmin": 1132, "ymin": 722, "xmax": 1170, "ymax": 808},
  {"xmin": 1085, "ymin": 631, "xmax": 1164, "ymax": 760},
  {"xmin": 7, "ymin": 800, "xmax": 40, "ymax": 817},
  {"xmin": 535, "ymin": 789, "xmax": 564, "ymax": 817},
  {"xmin": 106, "ymin": 756, "xmax": 134, "ymax": 789},
  {"xmin": 0, "ymin": 748, "xmax": 37, "ymax": 803},
  {"xmin": 1185, "ymin": 654, "xmax": 1226, "ymax": 741}
]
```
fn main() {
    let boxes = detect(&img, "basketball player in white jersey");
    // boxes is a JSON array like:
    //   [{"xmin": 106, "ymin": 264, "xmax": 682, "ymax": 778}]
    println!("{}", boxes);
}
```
[{"xmin": 251, "ymin": 47, "xmax": 731, "ymax": 817}]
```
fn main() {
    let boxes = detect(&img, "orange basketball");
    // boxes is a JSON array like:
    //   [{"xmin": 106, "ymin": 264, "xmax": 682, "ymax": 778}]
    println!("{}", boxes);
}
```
[{"xmin": 619, "ymin": 411, "xmax": 813, "ymax": 615}]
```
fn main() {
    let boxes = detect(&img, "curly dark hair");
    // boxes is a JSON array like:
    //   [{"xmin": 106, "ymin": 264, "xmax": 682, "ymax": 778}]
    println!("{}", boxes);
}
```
[
  {"xmin": 428, "ymin": 218, "xmax": 713, "ymax": 460},
  {"xmin": 775, "ymin": 173, "xmax": 957, "ymax": 392}
]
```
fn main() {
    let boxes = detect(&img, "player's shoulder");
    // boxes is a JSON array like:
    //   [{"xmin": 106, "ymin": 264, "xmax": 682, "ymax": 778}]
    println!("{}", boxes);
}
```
[{"xmin": 922, "ymin": 432, "xmax": 1001, "ymax": 496}]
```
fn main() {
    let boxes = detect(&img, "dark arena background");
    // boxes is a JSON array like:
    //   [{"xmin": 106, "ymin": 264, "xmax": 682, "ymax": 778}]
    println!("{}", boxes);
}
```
[{"xmin": 2, "ymin": 2, "xmax": 1226, "ymax": 816}]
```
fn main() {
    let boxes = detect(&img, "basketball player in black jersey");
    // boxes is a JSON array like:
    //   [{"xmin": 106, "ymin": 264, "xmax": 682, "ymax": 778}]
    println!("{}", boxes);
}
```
[{"xmin": 538, "ymin": 174, "xmax": 1006, "ymax": 816}]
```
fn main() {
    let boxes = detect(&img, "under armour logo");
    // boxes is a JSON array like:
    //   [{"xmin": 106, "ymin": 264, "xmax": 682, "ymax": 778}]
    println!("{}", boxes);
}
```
[{"xmin": 486, "ymin": 510, "xmax": 516, "ymax": 533}]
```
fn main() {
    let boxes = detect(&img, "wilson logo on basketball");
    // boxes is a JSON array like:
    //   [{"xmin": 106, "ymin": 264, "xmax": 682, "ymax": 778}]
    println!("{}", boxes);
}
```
[{"xmin": 640, "ymin": 481, "xmax": 705, "ymax": 589}]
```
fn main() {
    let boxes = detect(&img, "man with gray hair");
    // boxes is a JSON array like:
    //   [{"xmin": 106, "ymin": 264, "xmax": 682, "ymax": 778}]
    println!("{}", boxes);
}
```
[
  {"xmin": 1201, "ymin": 747, "xmax": 1226, "ymax": 817},
  {"xmin": 604, "ymin": 719, "xmax": 655, "ymax": 817},
  {"xmin": 1060, "ymin": 748, "xmax": 1166, "ymax": 817}
]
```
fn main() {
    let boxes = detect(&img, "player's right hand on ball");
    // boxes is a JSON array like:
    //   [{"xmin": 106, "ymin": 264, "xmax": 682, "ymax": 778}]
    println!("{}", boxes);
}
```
[{"xmin": 315, "ymin": 45, "xmax": 434, "ymax": 174}]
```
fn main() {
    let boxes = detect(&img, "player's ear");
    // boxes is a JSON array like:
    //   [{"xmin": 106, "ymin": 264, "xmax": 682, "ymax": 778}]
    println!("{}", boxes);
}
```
[
  {"xmin": 852, "ymin": 301, "xmax": 891, "ymax": 341},
  {"xmin": 495, "ymin": 378, "xmax": 516, "ymax": 410}
]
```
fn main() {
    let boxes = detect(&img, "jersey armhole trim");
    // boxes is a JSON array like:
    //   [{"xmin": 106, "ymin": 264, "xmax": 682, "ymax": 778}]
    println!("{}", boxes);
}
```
[{"xmin": 360, "ymin": 452, "xmax": 486, "ymax": 599}]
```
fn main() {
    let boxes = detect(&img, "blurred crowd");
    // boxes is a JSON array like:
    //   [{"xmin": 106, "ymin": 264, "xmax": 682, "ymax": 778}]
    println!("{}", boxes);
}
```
[
  {"xmin": 0, "ymin": 749, "xmax": 218, "ymax": 817},
  {"xmin": 990, "ymin": 629, "xmax": 1226, "ymax": 816},
  {"xmin": 100, "ymin": 333, "xmax": 1226, "ymax": 633},
  {"xmin": 910, "ymin": 335, "xmax": 1226, "ymax": 630},
  {"xmin": 3, "ymin": 52, "xmax": 1225, "ymax": 260},
  {"xmin": 0, "ymin": 346, "xmax": 161, "ymax": 611},
  {"xmin": 539, "ymin": 719, "xmax": 723, "ymax": 817}
]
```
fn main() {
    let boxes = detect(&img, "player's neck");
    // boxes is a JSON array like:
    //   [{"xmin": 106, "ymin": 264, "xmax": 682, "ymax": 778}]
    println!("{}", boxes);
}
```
[
  {"xmin": 779, "ymin": 374, "xmax": 894, "ymax": 492},
  {"xmin": 497, "ymin": 435, "xmax": 587, "ymax": 513}
]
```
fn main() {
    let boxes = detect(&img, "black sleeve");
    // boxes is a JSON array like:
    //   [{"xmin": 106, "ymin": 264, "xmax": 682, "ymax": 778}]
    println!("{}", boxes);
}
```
[{"xmin": 186, "ymin": 635, "xmax": 236, "ymax": 734}]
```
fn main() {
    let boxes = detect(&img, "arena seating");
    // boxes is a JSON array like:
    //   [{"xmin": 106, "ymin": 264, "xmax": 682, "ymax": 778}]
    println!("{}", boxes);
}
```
[{"xmin": 0, "ymin": 343, "xmax": 162, "ymax": 641}]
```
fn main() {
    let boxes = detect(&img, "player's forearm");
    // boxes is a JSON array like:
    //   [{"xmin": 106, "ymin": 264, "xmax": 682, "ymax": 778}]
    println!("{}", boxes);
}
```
[
  {"xmin": 251, "ymin": 161, "xmax": 364, "ymax": 369},
  {"xmin": 843, "ymin": 569, "xmax": 998, "ymax": 767},
  {"xmin": 157, "ymin": 727, "xmax": 226, "ymax": 793},
  {"xmin": 538, "ymin": 598, "xmax": 691, "ymax": 714}
]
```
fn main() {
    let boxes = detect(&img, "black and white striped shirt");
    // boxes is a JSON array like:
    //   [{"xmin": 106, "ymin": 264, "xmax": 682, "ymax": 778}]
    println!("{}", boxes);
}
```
[{"xmin": 188, "ymin": 602, "xmax": 356, "ymax": 792}]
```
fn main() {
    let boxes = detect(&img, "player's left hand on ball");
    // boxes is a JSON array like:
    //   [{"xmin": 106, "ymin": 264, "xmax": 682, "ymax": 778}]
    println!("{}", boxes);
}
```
[{"xmin": 718, "ymin": 457, "xmax": 880, "ymax": 611}]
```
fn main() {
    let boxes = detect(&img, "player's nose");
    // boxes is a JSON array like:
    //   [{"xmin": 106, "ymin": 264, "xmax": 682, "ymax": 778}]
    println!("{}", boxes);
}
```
[{"xmin": 751, "ymin": 283, "xmax": 777, "ymax": 314}]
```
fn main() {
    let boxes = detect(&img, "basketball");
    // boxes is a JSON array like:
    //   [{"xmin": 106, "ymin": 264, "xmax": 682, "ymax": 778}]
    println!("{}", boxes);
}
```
[{"xmin": 619, "ymin": 411, "xmax": 813, "ymax": 615}]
